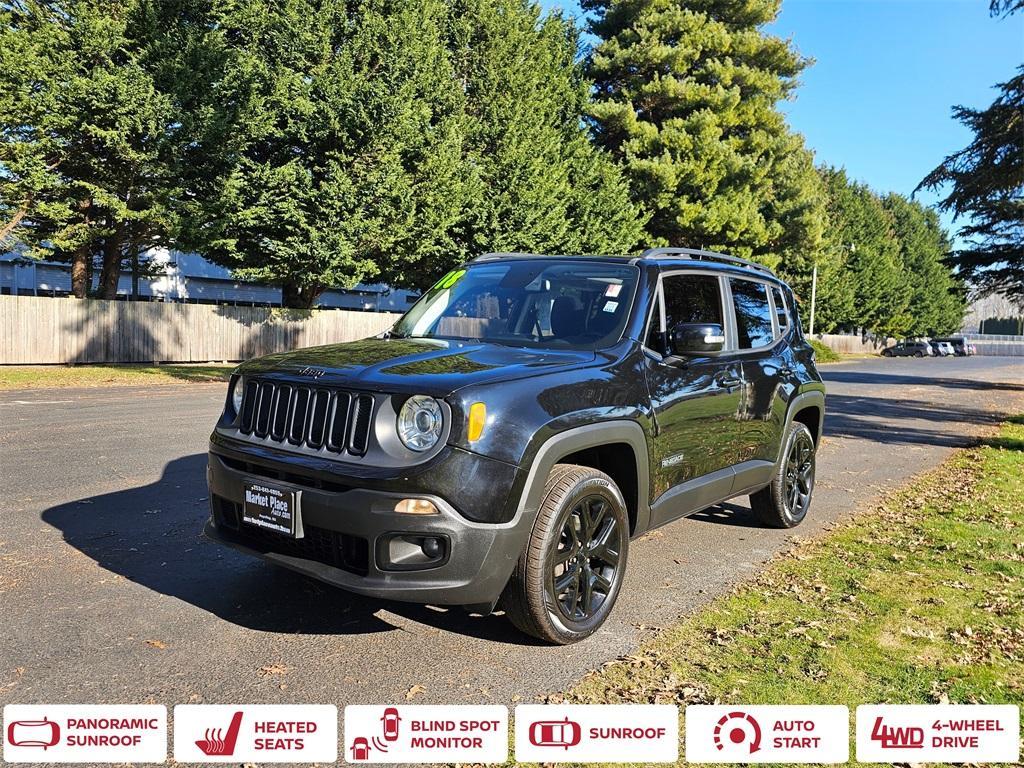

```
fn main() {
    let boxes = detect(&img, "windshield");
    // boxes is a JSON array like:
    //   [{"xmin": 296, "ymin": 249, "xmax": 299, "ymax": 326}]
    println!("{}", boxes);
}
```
[{"xmin": 391, "ymin": 260, "xmax": 640, "ymax": 350}]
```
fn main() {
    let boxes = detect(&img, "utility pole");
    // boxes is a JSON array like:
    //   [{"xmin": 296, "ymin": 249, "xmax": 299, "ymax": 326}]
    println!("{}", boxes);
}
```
[{"xmin": 809, "ymin": 264, "xmax": 818, "ymax": 336}]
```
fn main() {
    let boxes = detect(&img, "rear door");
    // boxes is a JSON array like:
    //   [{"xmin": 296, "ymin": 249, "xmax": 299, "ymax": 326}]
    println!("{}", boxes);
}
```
[
  {"xmin": 642, "ymin": 271, "xmax": 744, "ymax": 522},
  {"xmin": 726, "ymin": 277, "xmax": 790, "ymax": 471}
]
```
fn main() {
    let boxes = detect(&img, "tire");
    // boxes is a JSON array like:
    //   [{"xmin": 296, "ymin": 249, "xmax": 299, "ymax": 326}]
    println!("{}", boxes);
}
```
[
  {"xmin": 882, "ymin": 349, "xmax": 892, "ymax": 357},
  {"xmin": 915, "ymin": 350, "xmax": 924, "ymax": 357},
  {"xmin": 502, "ymin": 464, "xmax": 629, "ymax": 644},
  {"xmin": 750, "ymin": 422, "xmax": 816, "ymax": 529}
]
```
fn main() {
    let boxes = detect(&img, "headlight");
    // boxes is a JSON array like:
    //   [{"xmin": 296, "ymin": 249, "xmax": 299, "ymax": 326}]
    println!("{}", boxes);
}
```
[
  {"xmin": 397, "ymin": 395, "xmax": 443, "ymax": 452},
  {"xmin": 231, "ymin": 376, "xmax": 245, "ymax": 415}
]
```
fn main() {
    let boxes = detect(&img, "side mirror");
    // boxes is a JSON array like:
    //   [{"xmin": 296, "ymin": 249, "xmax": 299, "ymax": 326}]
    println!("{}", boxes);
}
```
[{"xmin": 670, "ymin": 322, "xmax": 726, "ymax": 356}]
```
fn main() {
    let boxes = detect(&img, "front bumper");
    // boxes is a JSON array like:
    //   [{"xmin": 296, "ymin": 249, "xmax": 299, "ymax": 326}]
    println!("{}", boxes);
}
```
[{"xmin": 205, "ymin": 448, "xmax": 530, "ymax": 609}]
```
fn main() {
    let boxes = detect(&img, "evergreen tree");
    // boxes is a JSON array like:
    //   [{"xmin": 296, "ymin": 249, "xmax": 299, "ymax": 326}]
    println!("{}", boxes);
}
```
[
  {"xmin": 917, "ymin": 67, "xmax": 1024, "ymax": 302},
  {"xmin": 583, "ymin": 0, "xmax": 827, "ymax": 271},
  {"xmin": 883, "ymin": 193, "xmax": 966, "ymax": 336},
  {"xmin": 445, "ymin": 0, "xmax": 645, "ymax": 274},
  {"xmin": 819, "ymin": 167, "xmax": 911, "ymax": 337},
  {"xmin": 0, "ymin": 0, "xmax": 215, "ymax": 298},
  {"xmin": 180, "ymin": 0, "xmax": 471, "ymax": 308},
  {"xmin": 187, "ymin": 0, "xmax": 645, "ymax": 305}
]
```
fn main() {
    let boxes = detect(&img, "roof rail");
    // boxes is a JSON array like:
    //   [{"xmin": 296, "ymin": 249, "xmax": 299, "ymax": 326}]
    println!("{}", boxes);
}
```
[
  {"xmin": 471, "ymin": 252, "xmax": 551, "ymax": 262},
  {"xmin": 637, "ymin": 247, "xmax": 775, "ymax": 277}
]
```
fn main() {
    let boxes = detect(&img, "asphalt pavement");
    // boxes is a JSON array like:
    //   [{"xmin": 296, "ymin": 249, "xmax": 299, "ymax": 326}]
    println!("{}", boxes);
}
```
[{"xmin": 2, "ymin": 356, "xmax": 1023, "ymax": 719}]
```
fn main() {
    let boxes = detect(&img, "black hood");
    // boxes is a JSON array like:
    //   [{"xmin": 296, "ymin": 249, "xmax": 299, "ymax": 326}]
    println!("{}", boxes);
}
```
[{"xmin": 236, "ymin": 337, "xmax": 597, "ymax": 396}]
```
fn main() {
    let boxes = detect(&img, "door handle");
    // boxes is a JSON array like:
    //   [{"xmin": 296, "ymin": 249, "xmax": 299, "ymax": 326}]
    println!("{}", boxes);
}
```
[{"xmin": 714, "ymin": 370, "xmax": 743, "ymax": 389}]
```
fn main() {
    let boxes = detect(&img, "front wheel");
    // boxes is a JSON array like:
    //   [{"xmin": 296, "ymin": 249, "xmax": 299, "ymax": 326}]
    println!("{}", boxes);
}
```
[
  {"xmin": 502, "ymin": 464, "xmax": 629, "ymax": 644},
  {"xmin": 750, "ymin": 422, "xmax": 816, "ymax": 528}
]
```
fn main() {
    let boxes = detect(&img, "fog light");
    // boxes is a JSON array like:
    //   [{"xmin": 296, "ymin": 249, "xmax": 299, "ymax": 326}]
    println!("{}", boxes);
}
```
[
  {"xmin": 421, "ymin": 537, "xmax": 443, "ymax": 558},
  {"xmin": 394, "ymin": 498, "xmax": 438, "ymax": 515}
]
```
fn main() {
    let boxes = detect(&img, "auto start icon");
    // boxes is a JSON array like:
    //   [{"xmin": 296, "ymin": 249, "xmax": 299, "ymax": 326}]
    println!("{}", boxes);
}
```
[
  {"xmin": 713, "ymin": 711, "xmax": 762, "ymax": 753},
  {"xmin": 686, "ymin": 705, "xmax": 848, "ymax": 764}
]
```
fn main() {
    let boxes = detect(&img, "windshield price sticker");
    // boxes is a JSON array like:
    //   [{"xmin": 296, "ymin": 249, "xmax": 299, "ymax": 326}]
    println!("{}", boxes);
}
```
[
  {"xmin": 2, "ymin": 705, "xmax": 166, "ymax": 764},
  {"xmin": 514, "ymin": 704, "xmax": 678, "ymax": 763},
  {"xmin": 856, "ymin": 704, "xmax": 1019, "ymax": 763},
  {"xmin": 344, "ymin": 705, "xmax": 507, "ymax": 763},
  {"xmin": 173, "ymin": 705, "xmax": 337, "ymax": 763},
  {"xmin": 685, "ymin": 705, "xmax": 849, "ymax": 764}
]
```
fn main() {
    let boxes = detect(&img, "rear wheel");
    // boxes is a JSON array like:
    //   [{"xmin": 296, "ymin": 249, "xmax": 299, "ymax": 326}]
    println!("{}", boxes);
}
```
[
  {"xmin": 750, "ymin": 422, "xmax": 816, "ymax": 528},
  {"xmin": 882, "ymin": 349, "xmax": 892, "ymax": 357},
  {"xmin": 503, "ymin": 464, "xmax": 629, "ymax": 644},
  {"xmin": 915, "ymin": 350, "xmax": 924, "ymax": 357}
]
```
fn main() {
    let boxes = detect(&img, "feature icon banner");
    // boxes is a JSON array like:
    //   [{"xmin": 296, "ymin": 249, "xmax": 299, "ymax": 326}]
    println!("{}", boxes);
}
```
[
  {"xmin": 344, "ymin": 704, "xmax": 507, "ymax": 764},
  {"xmin": 173, "ymin": 704, "xmax": 337, "ymax": 763},
  {"xmin": 3, "ymin": 704, "xmax": 166, "ymax": 764},
  {"xmin": 515, "ymin": 704, "xmax": 678, "ymax": 763},
  {"xmin": 686, "ymin": 704, "xmax": 849, "ymax": 763},
  {"xmin": 856, "ymin": 704, "xmax": 1019, "ymax": 763}
]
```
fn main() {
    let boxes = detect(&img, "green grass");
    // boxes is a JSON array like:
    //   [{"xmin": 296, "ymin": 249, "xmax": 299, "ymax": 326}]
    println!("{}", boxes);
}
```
[
  {"xmin": 547, "ymin": 417, "xmax": 1024, "ymax": 767},
  {"xmin": 0, "ymin": 363, "xmax": 234, "ymax": 390},
  {"xmin": 808, "ymin": 338, "xmax": 842, "ymax": 362}
]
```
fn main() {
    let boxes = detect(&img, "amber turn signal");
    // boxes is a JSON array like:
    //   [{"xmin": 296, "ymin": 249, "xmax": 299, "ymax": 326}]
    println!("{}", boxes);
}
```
[{"xmin": 468, "ymin": 402, "xmax": 487, "ymax": 442}]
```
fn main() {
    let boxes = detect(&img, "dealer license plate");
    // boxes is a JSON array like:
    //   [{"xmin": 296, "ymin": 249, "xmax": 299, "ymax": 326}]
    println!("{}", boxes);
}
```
[{"xmin": 242, "ymin": 480, "xmax": 300, "ymax": 537}]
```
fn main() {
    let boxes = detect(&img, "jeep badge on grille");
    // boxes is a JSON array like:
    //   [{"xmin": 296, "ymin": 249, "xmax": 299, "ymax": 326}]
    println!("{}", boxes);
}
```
[{"xmin": 297, "ymin": 366, "xmax": 325, "ymax": 379}]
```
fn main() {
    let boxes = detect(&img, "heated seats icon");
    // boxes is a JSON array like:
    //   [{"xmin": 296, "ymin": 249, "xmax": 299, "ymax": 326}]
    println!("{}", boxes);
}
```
[
  {"xmin": 195, "ymin": 711, "xmax": 243, "ymax": 756},
  {"xmin": 7, "ymin": 718, "xmax": 61, "ymax": 749},
  {"xmin": 528, "ymin": 717, "xmax": 582, "ymax": 749}
]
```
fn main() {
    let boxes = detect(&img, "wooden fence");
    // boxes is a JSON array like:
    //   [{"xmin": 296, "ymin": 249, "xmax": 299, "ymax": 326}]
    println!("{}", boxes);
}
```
[{"xmin": 0, "ymin": 295, "xmax": 400, "ymax": 364}]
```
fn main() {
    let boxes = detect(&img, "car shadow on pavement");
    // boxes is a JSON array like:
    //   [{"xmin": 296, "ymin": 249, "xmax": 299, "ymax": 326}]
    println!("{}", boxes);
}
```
[
  {"xmin": 822, "ymin": 370, "xmax": 1024, "ymax": 393},
  {"xmin": 39, "ymin": 454, "xmax": 543, "ymax": 645},
  {"xmin": 824, "ymin": 394, "xmax": 1008, "ymax": 447}
]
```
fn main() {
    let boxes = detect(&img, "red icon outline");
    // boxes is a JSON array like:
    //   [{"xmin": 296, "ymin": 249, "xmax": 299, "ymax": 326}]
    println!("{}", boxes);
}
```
[
  {"xmin": 195, "ymin": 711, "xmax": 243, "ymax": 756},
  {"xmin": 713, "ymin": 711, "xmax": 762, "ymax": 753},
  {"xmin": 7, "ymin": 718, "xmax": 61, "ymax": 750},
  {"xmin": 528, "ymin": 717, "xmax": 582, "ymax": 749},
  {"xmin": 870, "ymin": 716, "xmax": 924, "ymax": 749}
]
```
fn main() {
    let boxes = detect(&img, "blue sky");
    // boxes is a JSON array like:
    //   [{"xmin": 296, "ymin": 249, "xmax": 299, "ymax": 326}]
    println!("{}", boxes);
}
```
[{"xmin": 542, "ymin": 0, "xmax": 1023, "ymax": 236}]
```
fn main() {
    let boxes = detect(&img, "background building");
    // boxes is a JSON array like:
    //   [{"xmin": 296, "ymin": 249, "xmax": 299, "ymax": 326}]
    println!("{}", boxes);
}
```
[{"xmin": 0, "ymin": 249, "xmax": 419, "ymax": 312}]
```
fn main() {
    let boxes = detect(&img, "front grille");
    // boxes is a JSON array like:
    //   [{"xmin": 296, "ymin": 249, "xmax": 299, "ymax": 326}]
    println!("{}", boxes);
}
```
[
  {"xmin": 239, "ymin": 379, "xmax": 373, "ymax": 456},
  {"xmin": 213, "ymin": 495, "xmax": 369, "ymax": 576}
]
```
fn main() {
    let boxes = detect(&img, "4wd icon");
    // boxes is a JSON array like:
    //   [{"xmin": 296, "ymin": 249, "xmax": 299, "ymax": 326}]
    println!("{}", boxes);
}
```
[{"xmin": 856, "ymin": 705, "xmax": 1019, "ymax": 763}]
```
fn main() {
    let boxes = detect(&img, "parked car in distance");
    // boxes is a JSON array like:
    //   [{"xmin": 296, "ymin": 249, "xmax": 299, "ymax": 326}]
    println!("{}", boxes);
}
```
[
  {"xmin": 931, "ymin": 336, "xmax": 974, "ymax": 356},
  {"xmin": 204, "ymin": 248, "xmax": 825, "ymax": 644},
  {"xmin": 882, "ymin": 340, "xmax": 934, "ymax": 357},
  {"xmin": 929, "ymin": 340, "xmax": 955, "ymax": 357}
]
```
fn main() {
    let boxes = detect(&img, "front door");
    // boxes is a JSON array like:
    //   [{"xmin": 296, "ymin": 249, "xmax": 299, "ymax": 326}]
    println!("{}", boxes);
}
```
[{"xmin": 643, "ymin": 272, "xmax": 744, "ymax": 524}]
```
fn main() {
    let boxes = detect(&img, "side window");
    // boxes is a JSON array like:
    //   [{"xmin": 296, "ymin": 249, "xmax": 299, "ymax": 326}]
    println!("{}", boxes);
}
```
[
  {"xmin": 770, "ymin": 286, "xmax": 789, "ymax": 333},
  {"xmin": 730, "ymin": 278, "xmax": 774, "ymax": 349},
  {"xmin": 645, "ymin": 274, "xmax": 723, "ymax": 351}
]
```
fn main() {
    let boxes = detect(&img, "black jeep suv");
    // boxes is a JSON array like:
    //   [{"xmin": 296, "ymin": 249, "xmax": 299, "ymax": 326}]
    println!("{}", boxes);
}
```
[{"xmin": 205, "ymin": 249, "xmax": 825, "ymax": 644}]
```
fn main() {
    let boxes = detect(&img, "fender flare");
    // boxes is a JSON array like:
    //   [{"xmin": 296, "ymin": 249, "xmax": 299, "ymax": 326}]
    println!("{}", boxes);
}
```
[
  {"xmin": 512, "ymin": 420, "xmax": 652, "ymax": 534},
  {"xmin": 775, "ymin": 388, "xmax": 826, "ymax": 467}
]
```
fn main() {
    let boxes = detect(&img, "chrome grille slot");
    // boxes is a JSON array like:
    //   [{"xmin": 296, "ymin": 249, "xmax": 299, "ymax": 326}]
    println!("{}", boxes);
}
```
[{"xmin": 237, "ymin": 379, "xmax": 373, "ymax": 457}]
